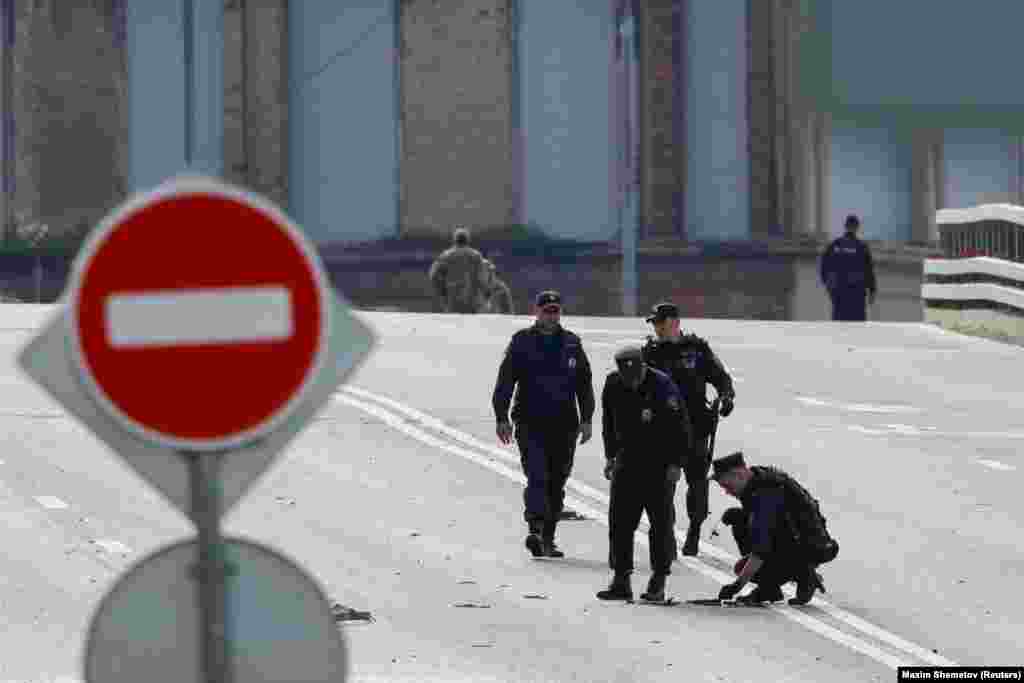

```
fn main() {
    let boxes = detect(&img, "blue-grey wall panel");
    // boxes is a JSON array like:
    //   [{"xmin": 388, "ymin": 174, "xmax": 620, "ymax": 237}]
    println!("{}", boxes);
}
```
[
  {"xmin": 127, "ymin": 2, "xmax": 187, "ymax": 193},
  {"xmin": 942, "ymin": 129, "xmax": 1019, "ymax": 209},
  {"xmin": 828, "ymin": 125, "xmax": 912, "ymax": 241},
  {"xmin": 684, "ymin": 0, "xmax": 749, "ymax": 241},
  {"xmin": 519, "ymin": 1, "xmax": 612, "ymax": 241},
  {"xmin": 288, "ymin": 1, "xmax": 398, "ymax": 245}
]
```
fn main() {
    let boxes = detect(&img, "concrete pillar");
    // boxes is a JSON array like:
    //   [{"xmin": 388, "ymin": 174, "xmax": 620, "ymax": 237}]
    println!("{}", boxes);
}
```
[
  {"xmin": 747, "ymin": 0, "xmax": 779, "ymax": 240},
  {"xmin": 911, "ymin": 129, "xmax": 942, "ymax": 244},
  {"xmin": 400, "ymin": 0, "xmax": 513, "ymax": 236},
  {"xmin": 638, "ymin": 0, "xmax": 679, "ymax": 238},
  {"xmin": 242, "ymin": 0, "xmax": 287, "ymax": 209},
  {"xmin": 14, "ymin": 1, "xmax": 126, "ymax": 239}
]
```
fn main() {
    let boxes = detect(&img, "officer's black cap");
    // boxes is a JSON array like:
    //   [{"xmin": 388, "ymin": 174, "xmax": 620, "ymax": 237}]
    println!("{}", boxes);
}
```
[
  {"xmin": 645, "ymin": 302, "xmax": 680, "ymax": 324},
  {"xmin": 844, "ymin": 214, "xmax": 860, "ymax": 228},
  {"xmin": 536, "ymin": 290, "xmax": 562, "ymax": 308},
  {"xmin": 614, "ymin": 345, "xmax": 645, "ymax": 376},
  {"xmin": 710, "ymin": 452, "xmax": 746, "ymax": 480}
]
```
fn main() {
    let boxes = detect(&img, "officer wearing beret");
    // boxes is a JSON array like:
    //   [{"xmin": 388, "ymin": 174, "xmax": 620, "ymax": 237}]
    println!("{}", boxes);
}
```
[
  {"xmin": 597, "ymin": 346, "xmax": 693, "ymax": 603},
  {"xmin": 492, "ymin": 290, "xmax": 595, "ymax": 558},
  {"xmin": 711, "ymin": 452, "xmax": 839, "ymax": 605},
  {"xmin": 642, "ymin": 302, "xmax": 735, "ymax": 557}
]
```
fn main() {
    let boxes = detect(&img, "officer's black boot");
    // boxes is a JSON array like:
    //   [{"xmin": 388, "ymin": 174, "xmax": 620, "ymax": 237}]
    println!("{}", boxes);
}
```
[
  {"xmin": 789, "ymin": 567, "xmax": 826, "ymax": 606},
  {"xmin": 542, "ymin": 519, "xmax": 564, "ymax": 558},
  {"xmin": 525, "ymin": 521, "xmax": 544, "ymax": 558},
  {"xmin": 681, "ymin": 524, "xmax": 701, "ymax": 556},
  {"xmin": 739, "ymin": 583, "xmax": 784, "ymax": 604},
  {"xmin": 596, "ymin": 572, "xmax": 633, "ymax": 601},
  {"xmin": 640, "ymin": 572, "xmax": 668, "ymax": 602}
]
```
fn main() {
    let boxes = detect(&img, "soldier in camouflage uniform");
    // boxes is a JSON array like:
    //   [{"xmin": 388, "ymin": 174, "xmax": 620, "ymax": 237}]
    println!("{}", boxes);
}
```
[
  {"xmin": 483, "ymin": 259, "xmax": 515, "ymax": 314},
  {"xmin": 429, "ymin": 227, "xmax": 490, "ymax": 313}
]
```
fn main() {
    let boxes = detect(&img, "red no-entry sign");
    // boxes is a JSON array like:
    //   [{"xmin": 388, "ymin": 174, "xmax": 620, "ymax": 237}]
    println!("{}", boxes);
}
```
[{"xmin": 68, "ymin": 178, "xmax": 331, "ymax": 451}]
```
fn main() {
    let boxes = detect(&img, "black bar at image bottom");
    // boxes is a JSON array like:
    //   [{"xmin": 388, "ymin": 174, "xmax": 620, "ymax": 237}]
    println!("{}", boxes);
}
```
[{"xmin": 897, "ymin": 667, "xmax": 1023, "ymax": 681}]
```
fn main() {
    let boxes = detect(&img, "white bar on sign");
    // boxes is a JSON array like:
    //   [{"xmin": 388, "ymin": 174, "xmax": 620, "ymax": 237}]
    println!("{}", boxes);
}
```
[{"xmin": 105, "ymin": 286, "xmax": 294, "ymax": 348}]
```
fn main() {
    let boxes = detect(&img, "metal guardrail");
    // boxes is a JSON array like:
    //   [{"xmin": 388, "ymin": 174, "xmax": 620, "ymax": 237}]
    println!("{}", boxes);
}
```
[{"xmin": 937, "ymin": 204, "xmax": 1024, "ymax": 262}]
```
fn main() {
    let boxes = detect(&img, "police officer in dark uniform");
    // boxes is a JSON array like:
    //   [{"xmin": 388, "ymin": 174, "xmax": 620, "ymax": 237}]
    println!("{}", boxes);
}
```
[
  {"xmin": 711, "ymin": 452, "xmax": 839, "ymax": 605},
  {"xmin": 642, "ymin": 302, "xmax": 735, "ymax": 557},
  {"xmin": 820, "ymin": 214, "xmax": 877, "ymax": 321},
  {"xmin": 597, "ymin": 346, "xmax": 692, "ymax": 603},
  {"xmin": 492, "ymin": 290, "xmax": 595, "ymax": 558}
]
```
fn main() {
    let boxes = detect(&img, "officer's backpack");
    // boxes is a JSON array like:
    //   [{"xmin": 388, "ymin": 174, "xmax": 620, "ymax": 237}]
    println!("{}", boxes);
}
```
[{"xmin": 751, "ymin": 466, "xmax": 839, "ymax": 564}]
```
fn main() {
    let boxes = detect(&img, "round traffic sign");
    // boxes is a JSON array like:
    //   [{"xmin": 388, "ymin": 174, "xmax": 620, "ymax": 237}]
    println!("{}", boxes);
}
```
[
  {"xmin": 84, "ymin": 537, "xmax": 349, "ymax": 682},
  {"xmin": 68, "ymin": 176, "xmax": 331, "ymax": 451}
]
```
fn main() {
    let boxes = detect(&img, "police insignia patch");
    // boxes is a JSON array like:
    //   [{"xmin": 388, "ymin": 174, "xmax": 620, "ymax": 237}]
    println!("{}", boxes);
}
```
[{"xmin": 641, "ymin": 408, "xmax": 653, "ymax": 423}]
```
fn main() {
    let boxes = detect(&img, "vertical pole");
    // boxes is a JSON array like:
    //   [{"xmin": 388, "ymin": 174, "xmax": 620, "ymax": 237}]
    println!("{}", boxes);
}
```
[{"xmin": 187, "ymin": 452, "xmax": 232, "ymax": 683}]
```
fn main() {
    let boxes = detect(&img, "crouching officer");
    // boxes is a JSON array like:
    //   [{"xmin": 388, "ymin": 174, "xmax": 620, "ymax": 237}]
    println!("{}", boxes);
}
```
[
  {"xmin": 642, "ymin": 302, "xmax": 735, "ymax": 556},
  {"xmin": 711, "ymin": 452, "xmax": 840, "ymax": 605},
  {"xmin": 492, "ymin": 290, "xmax": 595, "ymax": 558},
  {"xmin": 597, "ymin": 346, "xmax": 692, "ymax": 603}
]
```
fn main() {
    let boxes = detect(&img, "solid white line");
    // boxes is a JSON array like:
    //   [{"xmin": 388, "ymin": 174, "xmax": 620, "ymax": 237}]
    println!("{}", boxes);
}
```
[
  {"xmin": 105, "ymin": 286, "xmax": 293, "ymax": 347},
  {"xmin": 34, "ymin": 496, "xmax": 68, "ymax": 510},
  {"xmin": 339, "ymin": 386, "xmax": 960, "ymax": 669},
  {"xmin": 94, "ymin": 539, "xmax": 132, "ymax": 554},
  {"xmin": 336, "ymin": 393, "xmax": 912, "ymax": 670}
]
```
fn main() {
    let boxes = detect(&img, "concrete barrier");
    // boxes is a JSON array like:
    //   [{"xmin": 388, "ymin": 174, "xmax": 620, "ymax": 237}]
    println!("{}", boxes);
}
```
[{"xmin": 923, "ymin": 256, "xmax": 1024, "ymax": 340}]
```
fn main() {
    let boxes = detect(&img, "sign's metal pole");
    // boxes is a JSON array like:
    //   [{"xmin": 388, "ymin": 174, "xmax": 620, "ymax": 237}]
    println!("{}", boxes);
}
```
[{"xmin": 187, "ymin": 452, "xmax": 232, "ymax": 683}]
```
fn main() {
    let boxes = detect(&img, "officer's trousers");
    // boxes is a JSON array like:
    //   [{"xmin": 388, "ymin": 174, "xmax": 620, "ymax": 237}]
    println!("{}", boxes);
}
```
[
  {"xmin": 682, "ymin": 432, "xmax": 712, "ymax": 525},
  {"xmin": 608, "ymin": 466, "xmax": 675, "ymax": 575},
  {"xmin": 726, "ymin": 508, "xmax": 838, "ymax": 588},
  {"xmin": 515, "ymin": 422, "xmax": 576, "ymax": 539},
  {"xmin": 830, "ymin": 288, "xmax": 867, "ymax": 321}
]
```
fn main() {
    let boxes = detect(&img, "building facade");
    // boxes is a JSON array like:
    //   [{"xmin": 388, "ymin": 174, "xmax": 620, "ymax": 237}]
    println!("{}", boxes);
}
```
[{"xmin": 1, "ymin": 0, "xmax": 1022, "ymax": 250}]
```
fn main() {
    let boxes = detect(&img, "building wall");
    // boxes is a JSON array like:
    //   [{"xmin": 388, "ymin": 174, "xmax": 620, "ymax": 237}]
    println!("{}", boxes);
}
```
[
  {"xmin": 288, "ymin": 0, "xmax": 398, "ymax": 244},
  {"xmin": 684, "ymin": 0, "xmax": 749, "ymax": 241},
  {"xmin": 518, "ymin": 0, "xmax": 612, "ymax": 241},
  {"xmin": 828, "ymin": 124, "xmax": 913, "ymax": 241},
  {"xmin": 942, "ymin": 129, "xmax": 1023, "ymax": 209}
]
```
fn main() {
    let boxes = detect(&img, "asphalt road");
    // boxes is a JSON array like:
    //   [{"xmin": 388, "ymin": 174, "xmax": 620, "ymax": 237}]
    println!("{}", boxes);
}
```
[{"xmin": 1, "ymin": 306, "xmax": 1021, "ymax": 681}]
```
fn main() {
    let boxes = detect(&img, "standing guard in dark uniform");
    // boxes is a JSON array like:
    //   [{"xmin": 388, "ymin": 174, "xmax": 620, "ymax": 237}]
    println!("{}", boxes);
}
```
[
  {"xmin": 711, "ymin": 452, "xmax": 839, "ymax": 605},
  {"xmin": 597, "ymin": 346, "xmax": 692, "ymax": 603},
  {"xmin": 492, "ymin": 290, "xmax": 595, "ymax": 558},
  {"xmin": 642, "ymin": 302, "xmax": 735, "ymax": 557},
  {"xmin": 820, "ymin": 214, "xmax": 877, "ymax": 321}
]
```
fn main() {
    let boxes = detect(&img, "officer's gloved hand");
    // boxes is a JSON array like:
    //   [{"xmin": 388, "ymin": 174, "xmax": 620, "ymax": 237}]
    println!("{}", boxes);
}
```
[
  {"xmin": 665, "ymin": 465, "xmax": 682, "ymax": 483},
  {"xmin": 603, "ymin": 458, "xmax": 618, "ymax": 481},
  {"xmin": 719, "ymin": 395, "xmax": 735, "ymax": 418},
  {"xmin": 717, "ymin": 581, "xmax": 743, "ymax": 601}
]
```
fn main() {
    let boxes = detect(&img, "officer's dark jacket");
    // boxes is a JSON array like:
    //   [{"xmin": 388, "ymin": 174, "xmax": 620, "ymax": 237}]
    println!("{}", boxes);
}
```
[
  {"xmin": 739, "ymin": 466, "xmax": 833, "ymax": 558},
  {"xmin": 642, "ymin": 334, "xmax": 734, "ymax": 430},
  {"xmin": 820, "ymin": 234, "xmax": 877, "ymax": 293},
  {"xmin": 601, "ymin": 366, "xmax": 692, "ymax": 469},
  {"xmin": 492, "ymin": 325, "xmax": 595, "ymax": 427}
]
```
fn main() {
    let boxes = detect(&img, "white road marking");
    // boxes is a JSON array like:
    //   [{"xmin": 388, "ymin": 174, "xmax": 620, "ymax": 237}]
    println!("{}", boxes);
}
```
[
  {"xmin": 975, "ymin": 459, "xmax": 1017, "ymax": 472},
  {"xmin": 105, "ymin": 286, "xmax": 293, "ymax": 347},
  {"xmin": 94, "ymin": 539, "xmax": 132, "ymax": 554},
  {"xmin": 34, "ymin": 495, "xmax": 68, "ymax": 510},
  {"xmin": 339, "ymin": 385, "xmax": 959, "ymax": 669},
  {"xmin": 796, "ymin": 396, "xmax": 922, "ymax": 414}
]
